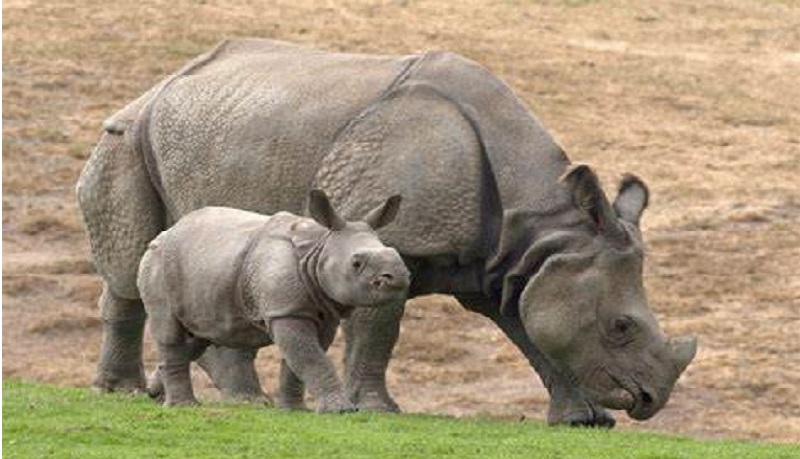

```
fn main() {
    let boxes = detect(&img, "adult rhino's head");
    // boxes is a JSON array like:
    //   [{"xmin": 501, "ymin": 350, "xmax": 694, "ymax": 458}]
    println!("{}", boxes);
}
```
[
  {"xmin": 498, "ymin": 165, "xmax": 697, "ymax": 421},
  {"xmin": 307, "ymin": 189, "xmax": 410, "ymax": 307}
]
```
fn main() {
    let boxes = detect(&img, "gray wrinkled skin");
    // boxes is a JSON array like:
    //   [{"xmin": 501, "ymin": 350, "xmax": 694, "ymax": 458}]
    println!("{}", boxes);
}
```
[
  {"xmin": 77, "ymin": 38, "xmax": 696, "ymax": 425},
  {"xmin": 138, "ymin": 191, "xmax": 409, "ymax": 411}
]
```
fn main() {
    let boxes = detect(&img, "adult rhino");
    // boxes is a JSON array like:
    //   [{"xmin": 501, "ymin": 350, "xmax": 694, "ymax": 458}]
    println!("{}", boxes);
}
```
[{"xmin": 77, "ymin": 38, "xmax": 696, "ymax": 426}]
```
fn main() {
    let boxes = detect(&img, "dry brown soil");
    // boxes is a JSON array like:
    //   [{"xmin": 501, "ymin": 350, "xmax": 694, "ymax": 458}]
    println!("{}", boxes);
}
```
[{"xmin": 3, "ymin": 0, "xmax": 799, "ymax": 444}]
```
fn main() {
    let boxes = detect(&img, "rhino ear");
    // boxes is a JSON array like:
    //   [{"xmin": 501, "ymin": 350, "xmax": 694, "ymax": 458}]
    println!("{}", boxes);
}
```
[
  {"xmin": 308, "ymin": 189, "xmax": 346, "ymax": 231},
  {"xmin": 560, "ymin": 164, "xmax": 627, "ymax": 244},
  {"xmin": 613, "ymin": 174, "xmax": 649, "ymax": 226},
  {"xmin": 363, "ymin": 195, "xmax": 402, "ymax": 230}
]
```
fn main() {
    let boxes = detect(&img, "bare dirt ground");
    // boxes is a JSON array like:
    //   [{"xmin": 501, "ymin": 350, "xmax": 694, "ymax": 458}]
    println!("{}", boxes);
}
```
[{"xmin": 3, "ymin": 0, "xmax": 799, "ymax": 444}]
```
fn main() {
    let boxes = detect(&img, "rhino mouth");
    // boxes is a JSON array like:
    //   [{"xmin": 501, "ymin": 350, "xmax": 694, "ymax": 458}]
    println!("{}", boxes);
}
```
[
  {"xmin": 626, "ymin": 385, "xmax": 658, "ymax": 420},
  {"xmin": 593, "ymin": 370, "xmax": 641, "ymax": 413},
  {"xmin": 594, "ymin": 387, "xmax": 636, "ymax": 411},
  {"xmin": 607, "ymin": 373, "xmax": 659, "ymax": 420}
]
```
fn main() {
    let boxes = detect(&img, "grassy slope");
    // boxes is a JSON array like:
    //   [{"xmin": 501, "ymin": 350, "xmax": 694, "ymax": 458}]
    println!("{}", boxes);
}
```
[{"xmin": 2, "ymin": 381, "xmax": 796, "ymax": 459}]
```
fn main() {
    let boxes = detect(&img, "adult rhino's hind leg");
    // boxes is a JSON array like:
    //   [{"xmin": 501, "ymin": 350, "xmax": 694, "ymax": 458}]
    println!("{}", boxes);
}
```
[
  {"xmin": 94, "ymin": 286, "xmax": 147, "ymax": 392},
  {"xmin": 195, "ymin": 346, "xmax": 268, "ymax": 402},
  {"xmin": 77, "ymin": 131, "xmax": 165, "ymax": 393},
  {"xmin": 342, "ymin": 298, "xmax": 405, "ymax": 412},
  {"xmin": 153, "ymin": 335, "xmax": 211, "ymax": 406}
]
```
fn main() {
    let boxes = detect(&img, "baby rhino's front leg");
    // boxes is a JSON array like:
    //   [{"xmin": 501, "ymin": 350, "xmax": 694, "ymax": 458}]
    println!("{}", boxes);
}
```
[{"xmin": 270, "ymin": 318, "xmax": 356, "ymax": 413}]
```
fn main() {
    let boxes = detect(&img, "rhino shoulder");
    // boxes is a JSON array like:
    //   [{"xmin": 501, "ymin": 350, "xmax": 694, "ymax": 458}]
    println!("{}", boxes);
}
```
[{"xmin": 252, "ymin": 212, "xmax": 327, "ymax": 253}]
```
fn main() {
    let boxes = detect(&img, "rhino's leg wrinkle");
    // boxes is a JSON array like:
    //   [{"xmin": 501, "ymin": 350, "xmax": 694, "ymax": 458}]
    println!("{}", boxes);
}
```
[
  {"xmin": 457, "ymin": 295, "xmax": 615, "ymax": 428},
  {"xmin": 342, "ymin": 298, "xmax": 405, "ymax": 412},
  {"xmin": 94, "ymin": 286, "xmax": 147, "ymax": 393},
  {"xmin": 196, "ymin": 346, "xmax": 267, "ymax": 402},
  {"xmin": 277, "ymin": 359, "xmax": 308, "ymax": 410},
  {"xmin": 148, "ymin": 336, "xmax": 210, "ymax": 404},
  {"xmin": 272, "ymin": 318, "xmax": 355, "ymax": 413}
]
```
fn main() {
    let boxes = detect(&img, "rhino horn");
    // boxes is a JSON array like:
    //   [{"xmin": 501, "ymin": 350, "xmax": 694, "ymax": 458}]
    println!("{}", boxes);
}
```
[{"xmin": 669, "ymin": 335, "xmax": 698, "ymax": 375}]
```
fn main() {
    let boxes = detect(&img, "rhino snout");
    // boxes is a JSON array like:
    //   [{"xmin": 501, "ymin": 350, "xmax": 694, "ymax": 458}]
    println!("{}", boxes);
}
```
[
  {"xmin": 371, "ymin": 272, "xmax": 409, "ymax": 291},
  {"xmin": 360, "ymin": 249, "xmax": 410, "ymax": 292},
  {"xmin": 626, "ymin": 385, "xmax": 661, "ymax": 421}
]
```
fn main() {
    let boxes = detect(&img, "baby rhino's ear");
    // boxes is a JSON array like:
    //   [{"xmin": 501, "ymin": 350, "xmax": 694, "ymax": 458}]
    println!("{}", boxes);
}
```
[
  {"xmin": 308, "ymin": 189, "xmax": 346, "ymax": 231},
  {"xmin": 363, "ymin": 195, "xmax": 402, "ymax": 230}
]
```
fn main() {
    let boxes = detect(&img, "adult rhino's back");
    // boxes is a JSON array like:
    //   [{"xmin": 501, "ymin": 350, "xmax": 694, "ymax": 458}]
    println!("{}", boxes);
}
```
[{"xmin": 146, "ymin": 43, "xmax": 417, "ymax": 217}]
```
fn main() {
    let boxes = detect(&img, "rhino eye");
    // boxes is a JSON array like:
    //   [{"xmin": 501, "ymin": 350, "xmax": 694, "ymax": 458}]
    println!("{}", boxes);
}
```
[
  {"xmin": 609, "ymin": 316, "xmax": 637, "ymax": 345},
  {"xmin": 351, "ymin": 253, "xmax": 368, "ymax": 272},
  {"xmin": 614, "ymin": 318, "xmax": 631, "ymax": 333}
]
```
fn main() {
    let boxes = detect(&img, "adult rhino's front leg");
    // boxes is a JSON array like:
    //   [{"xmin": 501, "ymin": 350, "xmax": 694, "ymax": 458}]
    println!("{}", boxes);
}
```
[
  {"xmin": 342, "ymin": 298, "xmax": 405, "ymax": 412},
  {"xmin": 457, "ymin": 295, "xmax": 615, "ymax": 428},
  {"xmin": 515, "ymin": 330, "xmax": 616, "ymax": 427},
  {"xmin": 499, "ymin": 321, "xmax": 616, "ymax": 427}
]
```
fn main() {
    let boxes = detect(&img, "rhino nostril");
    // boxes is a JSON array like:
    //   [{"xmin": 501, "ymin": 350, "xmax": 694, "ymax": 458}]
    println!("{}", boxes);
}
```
[
  {"xmin": 640, "ymin": 389, "xmax": 654, "ymax": 407},
  {"xmin": 374, "ymin": 274, "xmax": 391, "ymax": 284},
  {"xmin": 372, "ymin": 273, "xmax": 403, "ymax": 289}
]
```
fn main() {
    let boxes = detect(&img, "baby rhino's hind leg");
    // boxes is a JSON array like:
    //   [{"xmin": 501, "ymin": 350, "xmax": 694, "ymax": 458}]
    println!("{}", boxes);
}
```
[
  {"xmin": 149, "ymin": 334, "xmax": 209, "ymax": 406},
  {"xmin": 148, "ymin": 303, "xmax": 209, "ymax": 406},
  {"xmin": 157, "ymin": 333, "xmax": 209, "ymax": 406}
]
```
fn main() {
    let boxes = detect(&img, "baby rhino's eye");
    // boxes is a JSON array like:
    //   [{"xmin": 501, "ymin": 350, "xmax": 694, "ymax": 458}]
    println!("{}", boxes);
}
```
[{"xmin": 351, "ymin": 253, "xmax": 368, "ymax": 272}]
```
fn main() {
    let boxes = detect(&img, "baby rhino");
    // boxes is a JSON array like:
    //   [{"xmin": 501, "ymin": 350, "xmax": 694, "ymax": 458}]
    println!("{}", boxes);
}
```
[{"xmin": 137, "ymin": 190, "xmax": 410, "ymax": 412}]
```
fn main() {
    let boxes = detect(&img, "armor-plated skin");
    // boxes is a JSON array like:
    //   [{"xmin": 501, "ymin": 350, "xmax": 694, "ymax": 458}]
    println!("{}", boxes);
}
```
[{"xmin": 77, "ymin": 38, "xmax": 696, "ymax": 425}]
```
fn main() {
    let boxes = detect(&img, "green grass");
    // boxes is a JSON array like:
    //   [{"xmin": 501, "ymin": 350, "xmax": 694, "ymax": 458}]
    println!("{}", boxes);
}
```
[{"xmin": 3, "ymin": 380, "xmax": 797, "ymax": 459}]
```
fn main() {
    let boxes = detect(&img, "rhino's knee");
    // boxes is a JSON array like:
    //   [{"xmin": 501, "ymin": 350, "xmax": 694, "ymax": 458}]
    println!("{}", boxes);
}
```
[
  {"xmin": 102, "ymin": 272, "xmax": 141, "ymax": 301},
  {"xmin": 99, "ymin": 285, "xmax": 146, "ymax": 323}
]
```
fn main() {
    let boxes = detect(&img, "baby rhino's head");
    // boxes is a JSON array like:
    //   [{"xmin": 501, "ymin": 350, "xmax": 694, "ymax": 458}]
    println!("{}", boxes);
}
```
[{"xmin": 307, "ymin": 189, "xmax": 410, "ymax": 307}]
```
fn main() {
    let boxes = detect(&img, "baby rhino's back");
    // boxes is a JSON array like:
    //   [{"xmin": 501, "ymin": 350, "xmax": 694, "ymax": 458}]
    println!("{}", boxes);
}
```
[{"xmin": 138, "ymin": 207, "xmax": 283, "ymax": 347}]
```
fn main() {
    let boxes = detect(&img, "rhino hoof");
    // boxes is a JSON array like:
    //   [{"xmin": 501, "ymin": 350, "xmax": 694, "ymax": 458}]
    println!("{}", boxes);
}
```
[
  {"xmin": 352, "ymin": 391, "xmax": 401, "ymax": 413},
  {"xmin": 225, "ymin": 391, "xmax": 272, "ymax": 405},
  {"xmin": 92, "ymin": 372, "xmax": 146, "ymax": 395},
  {"xmin": 146, "ymin": 372, "xmax": 165, "ymax": 404},
  {"xmin": 164, "ymin": 398, "xmax": 200, "ymax": 407},
  {"xmin": 548, "ymin": 404, "xmax": 616, "ymax": 428},
  {"xmin": 276, "ymin": 398, "xmax": 309, "ymax": 411},
  {"xmin": 317, "ymin": 400, "xmax": 358, "ymax": 414}
]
